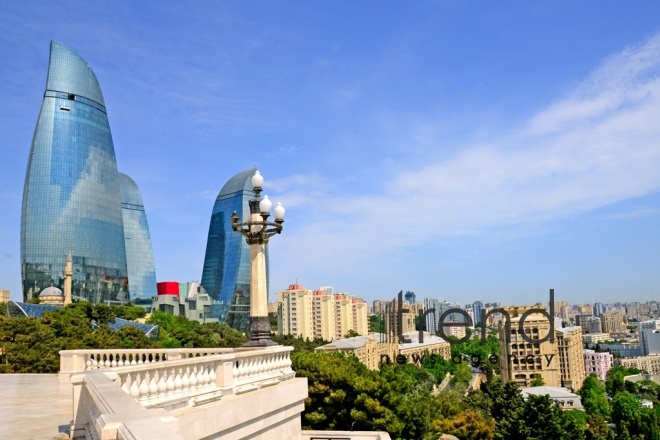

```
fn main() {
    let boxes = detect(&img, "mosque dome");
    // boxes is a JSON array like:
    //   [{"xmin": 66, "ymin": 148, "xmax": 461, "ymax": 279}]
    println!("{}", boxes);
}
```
[{"xmin": 39, "ymin": 286, "xmax": 63, "ymax": 297}]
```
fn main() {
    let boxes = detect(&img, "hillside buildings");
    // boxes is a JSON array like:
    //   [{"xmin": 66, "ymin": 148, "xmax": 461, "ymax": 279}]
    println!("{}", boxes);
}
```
[
  {"xmin": 21, "ymin": 41, "xmax": 156, "ymax": 303},
  {"xmin": 277, "ymin": 284, "xmax": 368, "ymax": 340}
]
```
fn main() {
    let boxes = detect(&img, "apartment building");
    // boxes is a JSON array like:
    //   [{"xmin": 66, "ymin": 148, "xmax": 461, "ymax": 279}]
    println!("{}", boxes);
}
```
[
  {"xmin": 601, "ymin": 311, "xmax": 625, "ymax": 334},
  {"xmin": 639, "ymin": 319, "xmax": 660, "ymax": 356},
  {"xmin": 498, "ymin": 306, "xmax": 561, "ymax": 388},
  {"xmin": 583, "ymin": 349, "xmax": 613, "ymax": 380},
  {"xmin": 556, "ymin": 326, "xmax": 586, "ymax": 390},
  {"xmin": 277, "ymin": 284, "xmax": 368, "ymax": 340}
]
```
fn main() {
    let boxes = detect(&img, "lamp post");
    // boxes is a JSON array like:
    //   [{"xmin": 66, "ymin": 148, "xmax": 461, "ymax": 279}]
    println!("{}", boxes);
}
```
[{"xmin": 231, "ymin": 170, "xmax": 285, "ymax": 347}]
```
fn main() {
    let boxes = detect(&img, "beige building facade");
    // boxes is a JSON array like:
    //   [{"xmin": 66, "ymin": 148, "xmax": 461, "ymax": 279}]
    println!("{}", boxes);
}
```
[
  {"xmin": 617, "ymin": 355, "xmax": 660, "ymax": 375},
  {"xmin": 0, "ymin": 289, "xmax": 9, "ymax": 303},
  {"xmin": 499, "ymin": 306, "xmax": 561, "ymax": 388},
  {"xmin": 277, "ymin": 284, "xmax": 368, "ymax": 340},
  {"xmin": 601, "ymin": 311, "xmax": 625, "ymax": 334},
  {"xmin": 556, "ymin": 326, "xmax": 586, "ymax": 390},
  {"xmin": 317, "ymin": 331, "xmax": 451, "ymax": 370}
]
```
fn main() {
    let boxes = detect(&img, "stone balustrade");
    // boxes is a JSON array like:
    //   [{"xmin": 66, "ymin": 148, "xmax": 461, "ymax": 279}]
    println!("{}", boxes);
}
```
[
  {"xmin": 59, "ymin": 347, "xmax": 237, "ymax": 374},
  {"xmin": 63, "ymin": 346, "xmax": 295, "ymax": 407},
  {"xmin": 66, "ymin": 346, "xmax": 297, "ymax": 439}
]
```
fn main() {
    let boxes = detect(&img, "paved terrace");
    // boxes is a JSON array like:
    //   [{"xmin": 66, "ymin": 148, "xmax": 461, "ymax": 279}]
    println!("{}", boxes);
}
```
[{"xmin": 0, "ymin": 374, "xmax": 72, "ymax": 439}]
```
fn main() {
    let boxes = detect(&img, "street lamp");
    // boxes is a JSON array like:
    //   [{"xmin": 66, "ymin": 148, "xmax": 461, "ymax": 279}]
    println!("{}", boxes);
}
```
[{"xmin": 231, "ymin": 170, "xmax": 285, "ymax": 346}]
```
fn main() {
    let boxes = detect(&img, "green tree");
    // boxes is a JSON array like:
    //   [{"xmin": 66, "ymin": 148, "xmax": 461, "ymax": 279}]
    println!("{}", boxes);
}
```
[
  {"xmin": 344, "ymin": 329, "xmax": 360, "ymax": 338},
  {"xmin": 579, "ymin": 375, "xmax": 610, "ymax": 418},
  {"xmin": 268, "ymin": 312, "xmax": 278, "ymax": 331},
  {"xmin": 293, "ymin": 350, "xmax": 450, "ymax": 439},
  {"xmin": 611, "ymin": 392, "xmax": 642, "ymax": 438},
  {"xmin": 369, "ymin": 314, "xmax": 384, "ymax": 333},
  {"xmin": 530, "ymin": 374, "xmax": 545, "ymax": 387},
  {"xmin": 270, "ymin": 334, "xmax": 328, "ymax": 351}
]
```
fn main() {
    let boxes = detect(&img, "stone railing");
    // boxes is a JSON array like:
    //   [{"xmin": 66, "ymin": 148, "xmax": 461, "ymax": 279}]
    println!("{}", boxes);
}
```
[
  {"xmin": 66, "ymin": 346, "xmax": 296, "ymax": 439},
  {"xmin": 59, "ymin": 347, "xmax": 237, "ymax": 374}
]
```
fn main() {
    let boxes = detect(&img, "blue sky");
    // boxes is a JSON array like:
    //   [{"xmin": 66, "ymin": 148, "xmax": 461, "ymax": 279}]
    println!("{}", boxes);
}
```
[{"xmin": 1, "ymin": 2, "xmax": 660, "ymax": 306}]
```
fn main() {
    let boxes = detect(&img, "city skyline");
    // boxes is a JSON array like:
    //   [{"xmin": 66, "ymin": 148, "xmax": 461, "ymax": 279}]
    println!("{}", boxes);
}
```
[{"xmin": 1, "ymin": 3, "xmax": 660, "ymax": 305}]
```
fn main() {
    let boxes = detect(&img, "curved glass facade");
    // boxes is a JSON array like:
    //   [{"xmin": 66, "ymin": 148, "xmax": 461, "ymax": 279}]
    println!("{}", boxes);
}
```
[
  {"xmin": 119, "ymin": 173, "xmax": 157, "ymax": 300},
  {"xmin": 21, "ymin": 41, "xmax": 128, "ymax": 302},
  {"xmin": 200, "ymin": 168, "xmax": 269, "ymax": 331}
]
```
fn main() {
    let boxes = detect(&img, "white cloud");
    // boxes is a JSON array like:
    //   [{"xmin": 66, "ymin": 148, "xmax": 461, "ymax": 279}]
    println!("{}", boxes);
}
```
[{"xmin": 275, "ymin": 33, "xmax": 660, "ymax": 271}]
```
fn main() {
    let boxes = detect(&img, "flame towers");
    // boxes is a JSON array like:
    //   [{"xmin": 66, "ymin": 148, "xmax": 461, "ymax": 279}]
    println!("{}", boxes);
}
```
[
  {"xmin": 21, "ymin": 41, "xmax": 156, "ymax": 302},
  {"xmin": 200, "ymin": 168, "xmax": 269, "ymax": 331}
]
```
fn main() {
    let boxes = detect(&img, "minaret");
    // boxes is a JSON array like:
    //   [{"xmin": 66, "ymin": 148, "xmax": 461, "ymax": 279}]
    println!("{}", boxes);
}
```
[{"xmin": 64, "ymin": 250, "xmax": 73, "ymax": 305}]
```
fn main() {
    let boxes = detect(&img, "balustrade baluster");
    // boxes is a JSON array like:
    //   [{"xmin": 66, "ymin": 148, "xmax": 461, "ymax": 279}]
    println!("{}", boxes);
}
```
[
  {"xmin": 201, "ymin": 364, "xmax": 210, "ymax": 387},
  {"xmin": 182, "ymin": 366, "xmax": 190, "ymax": 391},
  {"xmin": 209, "ymin": 363, "xmax": 217, "ymax": 387},
  {"xmin": 138, "ymin": 372, "xmax": 149, "ymax": 401},
  {"xmin": 148, "ymin": 370, "xmax": 158, "ymax": 398},
  {"xmin": 120, "ymin": 374, "xmax": 130, "ymax": 394},
  {"xmin": 189, "ymin": 365, "xmax": 198, "ymax": 390},
  {"xmin": 157, "ymin": 369, "xmax": 167, "ymax": 397},
  {"xmin": 174, "ymin": 367, "xmax": 183, "ymax": 393},
  {"xmin": 129, "ymin": 372, "xmax": 140, "ymax": 399},
  {"xmin": 166, "ymin": 368, "xmax": 175, "ymax": 395}
]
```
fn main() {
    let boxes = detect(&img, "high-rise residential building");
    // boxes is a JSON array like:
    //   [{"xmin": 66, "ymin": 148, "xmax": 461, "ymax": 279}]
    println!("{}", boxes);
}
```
[
  {"xmin": 200, "ymin": 168, "xmax": 266, "ymax": 331},
  {"xmin": 473, "ymin": 301, "xmax": 484, "ymax": 325},
  {"xmin": 585, "ymin": 317, "xmax": 603, "ymax": 334},
  {"xmin": 424, "ymin": 298, "xmax": 463, "ymax": 335},
  {"xmin": 276, "ymin": 284, "xmax": 367, "ymax": 340},
  {"xmin": 498, "ymin": 306, "xmax": 560, "ymax": 388},
  {"xmin": 593, "ymin": 302, "xmax": 607, "ymax": 317},
  {"xmin": 0, "ymin": 290, "xmax": 9, "ymax": 303},
  {"xmin": 22, "ymin": 41, "xmax": 133, "ymax": 303},
  {"xmin": 372, "ymin": 300, "xmax": 386, "ymax": 315},
  {"xmin": 118, "ymin": 173, "xmax": 157, "ymax": 299},
  {"xmin": 639, "ymin": 319, "xmax": 660, "ymax": 356},
  {"xmin": 583, "ymin": 349, "xmax": 613, "ymax": 381},
  {"xmin": 404, "ymin": 291, "xmax": 416, "ymax": 304},
  {"xmin": 553, "ymin": 301, "xmax": 570, "ymax": 320},
  {"xmin": 575, "ymin": 313, "xmax": 593, "ymax": 334},
  {"xmin": 556, "ymin": 327, "xmax": 586, "ymax": 390},
  {"xmin": 601, "ymin": 311, "xmax": 625, "ymax": 334},
  {"xmin": 579, "ymin": 305, "xmax": 594, "ymax": 314}
]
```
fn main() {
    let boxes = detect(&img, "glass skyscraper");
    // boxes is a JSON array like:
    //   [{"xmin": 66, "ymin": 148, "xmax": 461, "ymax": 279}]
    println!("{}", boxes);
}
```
[
  {"xmin": 119, "ymin": 173, "xmax": 157, "ymax": 299},
  {"xmin": 21, "ymin": 41, "xmax": 155, "ymax": 303},
  {"xmin": 200, "ymin": 168, "xmax": 269, "ymax": 331}
]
